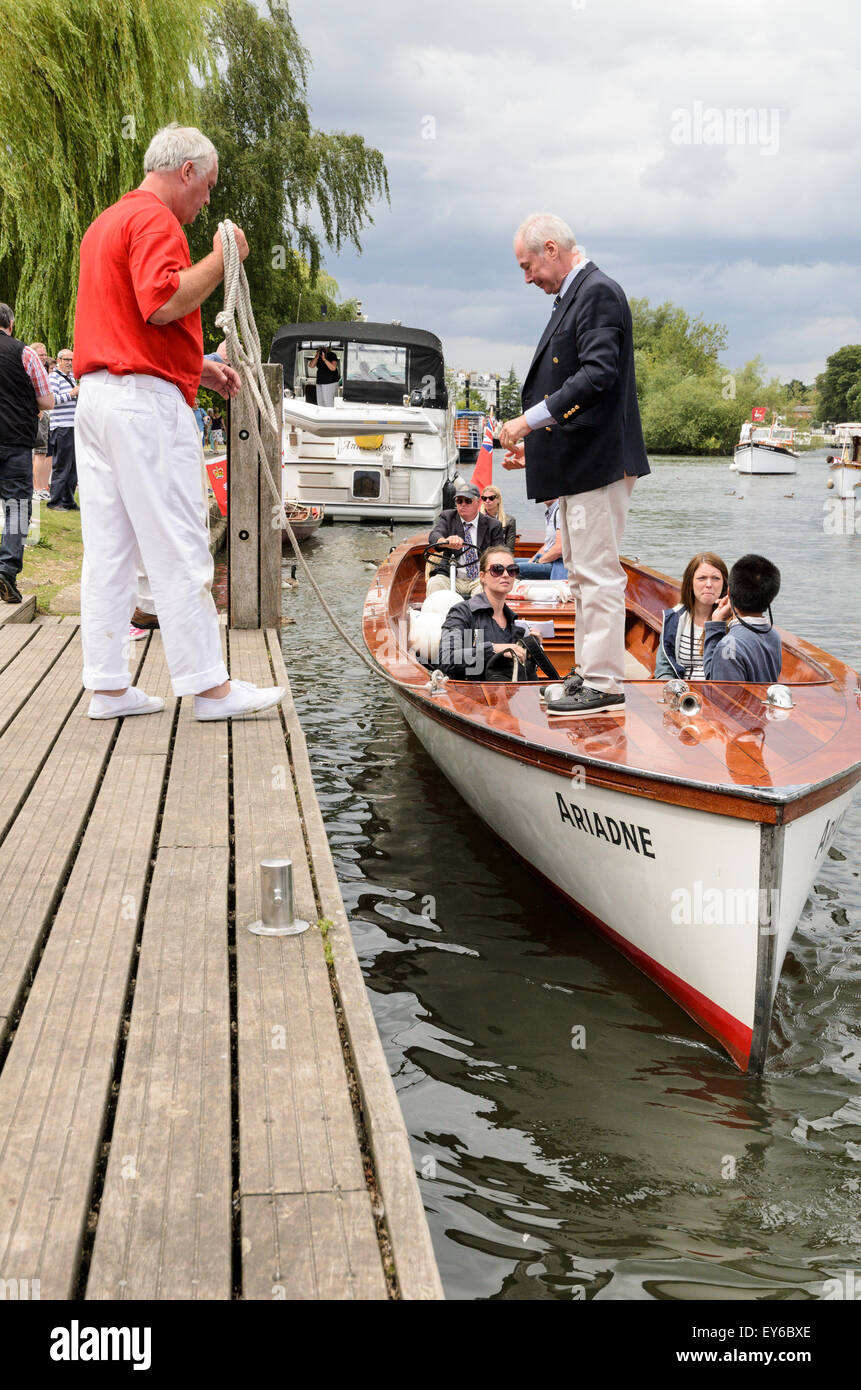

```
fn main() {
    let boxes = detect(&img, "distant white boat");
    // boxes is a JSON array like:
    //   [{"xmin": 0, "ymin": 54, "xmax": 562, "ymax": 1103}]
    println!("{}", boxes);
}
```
[
  {"xmin": 733, "ymin": 417, "xmax": 798, "ymax": 475},
  {"xmin": 833, "ymin": 422, "xmax": 861, "ymax": 448},
  {"xmin": 828, "ymin": 430, "xmax": 861, "ymax": 500}
]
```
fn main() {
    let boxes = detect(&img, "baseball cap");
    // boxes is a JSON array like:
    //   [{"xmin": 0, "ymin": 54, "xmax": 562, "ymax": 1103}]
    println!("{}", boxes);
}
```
[{"xmin": 455, "ymin": 483, "xmax": 480, "ymax": 500}]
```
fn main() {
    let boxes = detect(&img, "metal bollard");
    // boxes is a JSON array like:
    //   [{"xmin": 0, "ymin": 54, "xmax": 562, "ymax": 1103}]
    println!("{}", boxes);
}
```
[{"xmin": 247, "ymin": 857, "xmax": 310, "ymax": 936}]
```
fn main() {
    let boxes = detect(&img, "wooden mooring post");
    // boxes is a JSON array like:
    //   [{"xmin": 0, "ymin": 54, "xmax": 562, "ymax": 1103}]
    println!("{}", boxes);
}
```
[{"xmin": 228, "ymin": 361, "xmax": 283, "ymax": 628}]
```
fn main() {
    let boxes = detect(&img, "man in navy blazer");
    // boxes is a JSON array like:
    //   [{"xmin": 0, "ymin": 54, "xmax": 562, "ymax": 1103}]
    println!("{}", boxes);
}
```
[{"xmin": 500, "ymin": 213, "xmax": 649, "ymax": 715}]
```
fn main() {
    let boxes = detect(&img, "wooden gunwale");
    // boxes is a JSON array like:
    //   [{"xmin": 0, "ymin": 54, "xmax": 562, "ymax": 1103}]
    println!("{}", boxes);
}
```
[{"xmin": 364, "ymin": 537, "xmax": 861, "ymax": 826}]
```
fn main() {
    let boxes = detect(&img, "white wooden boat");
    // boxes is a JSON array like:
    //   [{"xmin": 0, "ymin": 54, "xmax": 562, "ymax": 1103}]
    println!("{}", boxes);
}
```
[
  {"xmin": 363, "ymin": 537, "xmax": 861, "ymax": 1072},
  {"xmin": 734, "ymin": 419, "xmax": 798, "ymax": 475},
  {"xmin": 270, "ymin": 322, "xmax": 458, "ymax": 522},
  {"xmin": 827, "ymin": 430, "xmax": 861, "ymax": 500}
]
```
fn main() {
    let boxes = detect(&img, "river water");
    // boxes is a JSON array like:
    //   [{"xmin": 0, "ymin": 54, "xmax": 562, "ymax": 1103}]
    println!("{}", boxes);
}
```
[{"xmin": 258, "ymin": 450, "xmax": 860, "ymax": 1301}]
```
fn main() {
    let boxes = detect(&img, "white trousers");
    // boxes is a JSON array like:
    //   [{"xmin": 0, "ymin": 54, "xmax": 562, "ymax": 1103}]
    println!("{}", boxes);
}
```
[
  {"xmin": 559, "ymin": 475, "xmax": 635, "ymax": 695},
  {"xmin": 316, "ymin": 382, "xmax": 337, "ymax": 407},
  {"xmin": 76, "ymin": 371, "xmax": 229, "ymax": 696}
]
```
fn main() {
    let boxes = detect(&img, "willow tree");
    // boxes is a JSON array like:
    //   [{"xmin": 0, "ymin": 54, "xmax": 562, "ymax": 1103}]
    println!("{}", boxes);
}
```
[
  {"xmin": 0, "ymin": 0, "xmax": 213, "ymax": 348},
  {"xmin": 191, "ymin": 0, "xmax": 389, "ymax": 352}
]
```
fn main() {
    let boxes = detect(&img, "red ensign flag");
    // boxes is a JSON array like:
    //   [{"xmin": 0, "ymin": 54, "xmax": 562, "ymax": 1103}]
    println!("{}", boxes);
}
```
[{"xmin": 470, "ymin": 417, "xmax": 494, "ymax": 493}]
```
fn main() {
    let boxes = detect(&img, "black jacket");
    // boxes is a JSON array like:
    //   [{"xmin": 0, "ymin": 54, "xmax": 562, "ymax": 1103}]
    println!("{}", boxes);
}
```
[
  {"xmin": 0, "ymin": 333, "xmax": 39, "ymax": 448},
  {"xmin": 427, "ymin": 509, "xmax": 504, "ymax": 578},
  {"xmin": 521, "ymin": 263, "xmax": 650, "ymax": 501},
  {"xmin": 438, "ymin": 592, "xmax": 532, "ymax": 680}
]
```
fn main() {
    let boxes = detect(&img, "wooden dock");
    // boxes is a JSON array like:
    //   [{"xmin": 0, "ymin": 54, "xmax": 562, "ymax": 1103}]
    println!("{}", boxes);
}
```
[{"xmin": 0, "ymin": 609, "xmax": 442, "ymax": 1300}]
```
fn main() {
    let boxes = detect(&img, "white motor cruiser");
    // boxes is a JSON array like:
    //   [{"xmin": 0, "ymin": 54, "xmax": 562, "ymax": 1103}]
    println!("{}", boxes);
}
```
[{"xmin": 270, "ymin": 321, "xmax": 459, "ymax": 523}]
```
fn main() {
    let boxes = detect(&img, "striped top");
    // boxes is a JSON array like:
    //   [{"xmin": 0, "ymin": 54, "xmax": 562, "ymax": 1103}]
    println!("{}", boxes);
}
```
[{"xmin": 48, "ymin": 368, "xmax": 77, "ymax": 428}]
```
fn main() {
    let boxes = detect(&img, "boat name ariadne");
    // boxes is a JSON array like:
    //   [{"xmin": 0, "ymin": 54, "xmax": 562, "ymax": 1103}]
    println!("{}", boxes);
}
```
[{"xmin": 555, "ymin": 793, "xmax": 656, "ymax": 858}]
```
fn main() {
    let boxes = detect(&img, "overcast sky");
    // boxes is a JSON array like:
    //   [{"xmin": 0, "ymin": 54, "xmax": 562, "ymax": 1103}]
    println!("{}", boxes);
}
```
[{"xmin": 283, "ymin": 0, "xmax": 860, "ymax": 386}]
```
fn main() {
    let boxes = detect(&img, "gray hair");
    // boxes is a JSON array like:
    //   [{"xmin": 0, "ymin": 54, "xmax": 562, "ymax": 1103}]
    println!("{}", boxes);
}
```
[
  {"xmin": 0, "ymin": 303, "xmax": 14, "ymax": 330},
  {"xmin": 515, "ymin": 213, "xmax": 577, "ymax": 254},
  {"xmin": 143, "ymin": 123, "xmax": 217, "ymax": 176}
]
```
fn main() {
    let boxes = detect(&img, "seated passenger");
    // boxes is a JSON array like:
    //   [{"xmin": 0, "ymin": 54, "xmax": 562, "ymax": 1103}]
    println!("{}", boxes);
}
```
[
  {"xmin": 427, "ymin": 484, "xmax": 504, "ymax": 599},
  {"xmin": 516, "ymin": 498, "xmax": 566, "ymax": 580},
  {"xmin": 703, "ymin": 554, "xmax": 782, "ymax": 682},
  {"xmin": 438, "ymin": 546, "xmax": 560, "ymax": 681},
  {"xmin": 654, "ymin": 552, "xmax": 729, "ymax": 681},
  {"xmin": 480, "ymin": 485, "xmax": 516, "ymax": 550}
]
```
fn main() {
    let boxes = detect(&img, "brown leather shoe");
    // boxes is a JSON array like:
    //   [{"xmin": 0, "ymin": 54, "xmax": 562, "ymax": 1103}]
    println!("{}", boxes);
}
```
[
  {"xmin": 0, "ymin": 574, "xmax": 23, "ymax": 604},
  {"xmin": 130, "ymin": 607, "xmax": 159, "ymax": 630}
]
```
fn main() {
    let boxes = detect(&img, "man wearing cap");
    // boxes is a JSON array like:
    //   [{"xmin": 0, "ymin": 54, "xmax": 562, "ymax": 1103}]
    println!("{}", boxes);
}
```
[
  {"xmin": 500, "ymin": 212, "xmax": 650, "ymax": 716},
  {"xmin": 426, "ymin": 483, "xmax": 504, "ymax": 598}
]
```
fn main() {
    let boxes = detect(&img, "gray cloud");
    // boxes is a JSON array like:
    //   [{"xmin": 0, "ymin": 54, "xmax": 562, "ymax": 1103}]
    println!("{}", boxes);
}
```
[{"xmin": 278, "ymin": 0, "xmax": 861, "ymax": 382}]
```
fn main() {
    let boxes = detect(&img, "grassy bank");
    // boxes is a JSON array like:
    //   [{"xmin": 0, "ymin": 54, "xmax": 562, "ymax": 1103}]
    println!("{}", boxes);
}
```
[{"xmin": 19, "ymin": 503, "xmax": 83, "ymax": 613}]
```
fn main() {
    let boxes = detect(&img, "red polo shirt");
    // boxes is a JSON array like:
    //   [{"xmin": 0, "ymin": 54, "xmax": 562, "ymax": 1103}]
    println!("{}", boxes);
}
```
[{"xmin": 73, "ymin": 189, "xmax": 202, "ymax": 406}]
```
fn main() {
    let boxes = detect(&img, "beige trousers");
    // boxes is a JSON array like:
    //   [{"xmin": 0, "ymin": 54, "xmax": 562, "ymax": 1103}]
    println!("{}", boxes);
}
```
[
  {"xmin": 426, "ymin": 573, "xmax": 482, "ymax": 599},
  {"xmin": 559, "ymin": 475, "xmax": 635, "ymax": 695}
]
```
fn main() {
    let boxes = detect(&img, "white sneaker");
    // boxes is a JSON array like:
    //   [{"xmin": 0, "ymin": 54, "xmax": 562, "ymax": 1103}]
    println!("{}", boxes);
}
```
[
  {"xmin": 194, "ymin": 678, "xmax": 285, "ymax": 722},
  {"xmin": 88, "ymin": 686, "xmax": 165, "ymax": 719}
]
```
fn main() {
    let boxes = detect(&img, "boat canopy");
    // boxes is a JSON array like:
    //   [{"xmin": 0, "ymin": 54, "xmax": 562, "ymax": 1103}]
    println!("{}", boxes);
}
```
[{"xmin": 270, "ymin": 321, "xmax": 448, "ymax": 409}]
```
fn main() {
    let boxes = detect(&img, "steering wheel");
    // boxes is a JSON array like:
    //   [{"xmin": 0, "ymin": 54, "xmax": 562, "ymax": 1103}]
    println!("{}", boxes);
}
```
[{"xmin": 422, "ymin": 542, "xmax": 479, "ymax": 570}]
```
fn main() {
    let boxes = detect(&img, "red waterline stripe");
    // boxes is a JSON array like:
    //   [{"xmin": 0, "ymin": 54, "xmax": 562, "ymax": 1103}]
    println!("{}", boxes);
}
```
[{"xmin": 518, "ymin": 853, "xmax": 754, "ymax": 1071}]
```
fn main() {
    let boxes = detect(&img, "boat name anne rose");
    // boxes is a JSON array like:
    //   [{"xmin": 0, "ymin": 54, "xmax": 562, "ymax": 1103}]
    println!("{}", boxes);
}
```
[{"xmin": 556, "ymin": 793, "xmax": 656, "ymax": 857}]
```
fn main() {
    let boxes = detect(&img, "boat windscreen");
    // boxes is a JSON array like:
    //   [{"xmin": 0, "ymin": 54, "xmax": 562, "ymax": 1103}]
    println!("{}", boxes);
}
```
[{"xmin": 346, "ymin": 343, "xmax": 407, "ymax": 389}]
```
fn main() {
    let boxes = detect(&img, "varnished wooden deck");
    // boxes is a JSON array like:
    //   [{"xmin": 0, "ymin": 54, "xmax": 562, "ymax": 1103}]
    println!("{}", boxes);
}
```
[{"xmin": 0, "ymin": 612, "xmax": 441, "ymax": 1301}]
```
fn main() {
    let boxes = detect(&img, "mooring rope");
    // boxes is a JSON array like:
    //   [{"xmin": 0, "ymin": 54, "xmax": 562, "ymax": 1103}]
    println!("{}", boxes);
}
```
[{"xmin": 214, "ymin": 218, "xmax": 398, "ymax": 684}]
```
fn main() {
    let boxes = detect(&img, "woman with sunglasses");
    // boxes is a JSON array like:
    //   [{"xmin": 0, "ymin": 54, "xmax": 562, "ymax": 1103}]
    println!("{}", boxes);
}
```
[
  {"xmin": 438, "ymin": 547, "xmax": 559, "ymax": 681},
  {"xmin": 479, "ymin": 487, "xmax": 516, "ymax": 550}
]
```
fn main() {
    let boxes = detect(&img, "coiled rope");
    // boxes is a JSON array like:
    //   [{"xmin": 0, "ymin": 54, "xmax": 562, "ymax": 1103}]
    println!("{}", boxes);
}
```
[{"xmin": 214, "ymin": 219, "xmax": 396, "ymax": 684}]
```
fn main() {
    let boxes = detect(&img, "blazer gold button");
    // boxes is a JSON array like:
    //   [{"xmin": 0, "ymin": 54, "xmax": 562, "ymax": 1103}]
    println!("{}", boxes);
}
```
[
  {"xmin": 545, "ymin": 426, "xmax": 551, "ymax": 432},
  {"xmin": 553, "ymin": 357, "xmax": 559, "ymax": 364}
]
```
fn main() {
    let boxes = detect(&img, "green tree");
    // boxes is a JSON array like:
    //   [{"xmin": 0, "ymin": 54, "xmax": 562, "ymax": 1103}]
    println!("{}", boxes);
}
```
[
  {"xmin": 638, "ymin": 355, "xmax": 785, "ymax": 456},
  {"xmin": 0, "ymin": 0, "xmax": 211, "ymax": 347},
  {"xmin": 640, "ymin": 375, "xmax": 736, "ymax": 455},
  {"xmin": 191, "ymin": 0, "xmax": 388, "ymax": 352},
  {"xmin": 783, "ymin": 378, "xmax": 808, "ymax": 404},
  {"xmin": 845, "ymin": 379, "xmax": 861, "ymax": 421},
  {"xmin": 498, "ymin": 366, "xmax": 522, "ymax": 420},
  {"xmin": 815, "ymin": 345, "xmax": 861, "ymax": 420},
  {"xmin": 630, "ymin": 298, "xmax": 727, "ymax": 377}
]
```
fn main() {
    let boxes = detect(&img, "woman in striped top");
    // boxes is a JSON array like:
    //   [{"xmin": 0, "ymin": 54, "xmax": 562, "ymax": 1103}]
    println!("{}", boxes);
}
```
[{"xmin": 654, "ymin": 552, "xmax": 729, "ymax": 681}]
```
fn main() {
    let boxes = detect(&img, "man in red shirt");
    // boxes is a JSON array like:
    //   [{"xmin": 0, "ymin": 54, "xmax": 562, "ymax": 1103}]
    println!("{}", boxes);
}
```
[{"xmin": 73, "ymin": 122, "xmax": 284, "ymax": 720}]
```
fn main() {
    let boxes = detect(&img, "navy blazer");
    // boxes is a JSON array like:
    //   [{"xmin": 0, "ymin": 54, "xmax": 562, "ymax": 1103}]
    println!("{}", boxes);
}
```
[
  {"xmin": 521, "ymin": 263, "xmax": 650, "ymax": 501},
  {"xmin": 427, "ymin": 509, "xmax": 504, "ymax": 577}
]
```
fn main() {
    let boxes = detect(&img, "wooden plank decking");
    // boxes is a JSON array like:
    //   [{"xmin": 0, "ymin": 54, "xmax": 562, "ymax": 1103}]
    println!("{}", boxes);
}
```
[{"xmin": 0, "ymin": 617, "xmax": 441, "ymax": 1301}]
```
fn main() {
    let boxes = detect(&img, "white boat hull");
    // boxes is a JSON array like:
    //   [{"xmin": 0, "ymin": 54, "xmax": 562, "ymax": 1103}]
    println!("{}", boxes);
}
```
[
  {"xmin": 282, "ymin": 402, "xmax": 457, "ymax": 522},
  {"xmin": 830, "ymin": 464, "xmax": 861, "ymax": 501},
  {"xmin": 734, "ymin": 443, "xmax": 798, "ymax": 475},
  {"xmin": 395, "ymin": 690, "xmax": 852, "ymax": 1068}
]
